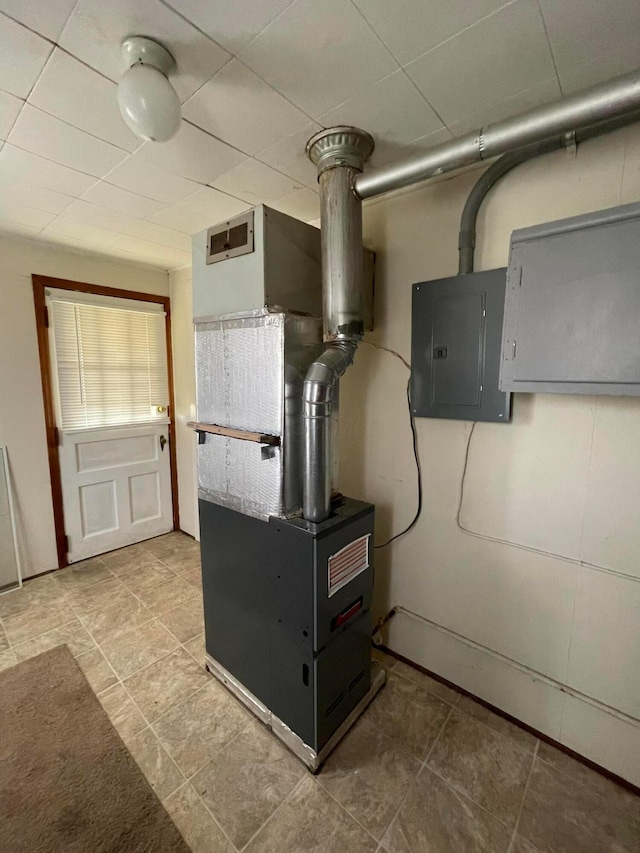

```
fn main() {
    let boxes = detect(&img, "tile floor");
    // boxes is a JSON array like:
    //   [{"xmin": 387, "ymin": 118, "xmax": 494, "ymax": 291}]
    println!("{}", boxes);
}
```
[{"xmin": 1, "ymin": 531, "xmax": 639, "ymax": 853}]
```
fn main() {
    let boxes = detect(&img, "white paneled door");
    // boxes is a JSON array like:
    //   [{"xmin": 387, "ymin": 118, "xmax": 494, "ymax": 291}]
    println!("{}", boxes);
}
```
[{"xmin": 46, "ymin": 288, "xmax": 174, "ymax": 563}]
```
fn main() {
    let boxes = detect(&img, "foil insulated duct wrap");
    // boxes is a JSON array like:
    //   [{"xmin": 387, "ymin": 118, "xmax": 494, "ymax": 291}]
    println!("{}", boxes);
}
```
[{"xmin": 195, "ymin": 312, "xmax": 285, "ymax": 435}]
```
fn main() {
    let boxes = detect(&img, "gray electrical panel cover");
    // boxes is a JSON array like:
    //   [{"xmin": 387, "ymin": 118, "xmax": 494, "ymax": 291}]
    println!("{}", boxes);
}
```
[
  {"xmin": 411, "ymin": 269, "xmax": 511, "ymax": 423},
  {"xmin": 500, "ymin": 201, "xmax": 640, "ymax": 395}
]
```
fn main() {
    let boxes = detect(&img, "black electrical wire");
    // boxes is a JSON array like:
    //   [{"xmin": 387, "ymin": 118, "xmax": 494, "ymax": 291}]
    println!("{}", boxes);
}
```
[{"xmin": 360, "ymin": 341, "xmax": 423, "ymax": 549}]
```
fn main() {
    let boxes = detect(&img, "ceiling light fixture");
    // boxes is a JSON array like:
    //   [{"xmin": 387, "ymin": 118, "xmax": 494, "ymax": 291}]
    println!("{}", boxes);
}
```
[{"xmin": 117, "ymin": 36, "xmax": 181, "ymax": 143}]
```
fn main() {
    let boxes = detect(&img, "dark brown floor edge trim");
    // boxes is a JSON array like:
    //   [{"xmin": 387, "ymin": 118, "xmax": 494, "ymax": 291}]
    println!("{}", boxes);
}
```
[{"xmin": 379, "ymin": 645, "xmax": 640, "ymax": 797}]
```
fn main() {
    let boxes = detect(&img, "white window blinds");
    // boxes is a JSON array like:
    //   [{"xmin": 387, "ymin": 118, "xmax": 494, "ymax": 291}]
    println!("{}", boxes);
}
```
[{"xmin": 50, "ymin": 296, "xmax": 169, "ymax": 431}]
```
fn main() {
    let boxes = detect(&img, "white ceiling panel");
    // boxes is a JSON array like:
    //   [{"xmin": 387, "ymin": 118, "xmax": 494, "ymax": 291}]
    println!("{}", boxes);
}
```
[
  {"xmin": 136, "ymin": 120, "xmax": 246, "ymax": 184},
  {"xmin": 405, "ymin": 0, "xmax": 556, "ymax": 127},
  {"xmin": 447, "ymin": 77, "xmax": 562, "ymax": 137},
  {"xmin": 0, "ymin": 202, "xmax": 55, "ymax": 230},
  {"xmin": 256, "ymin": 122, "xmax": 323, "ymax": 189},
  {"xmin": 80, "ymin": 182, "xmax": 164, "ymax": 219},
  {"xmin": 0, "ymin": 0, "xmax": 76, "ymax": 41},
  {"xmin": 0, "ymin": 144, "xmax": 98, "ymax": 196},
  {"xmin": 0, "ymin": 219, "xmax": 41, "ymax": 239},
  {"xmin": 28, "ymin": 49, "xmax": 141, "ymax": 153},
  {"xmin": 239, "ymin": 0, "xmax": 398, "ymax": 118},
  {"xmin": 353, "ymin": 0, "xmax": 512, "ymax": 66},
  {"xmin": 45, "ymin": 216, "xmax": 117, "ymax": 244},
  {"xmin": 58, "ymin": 0, "xmax": 230, "ymax": 103},
  {"xmin": 320, "ymin": 70, "xmax": 445, "ymax": 168},
  {"xmin": 366, "ymin": 125, "xmax": 453, "ymax": 169},
  {"xmin": 183, "ymin": 59, "xmax": 310, "ymax": 156},
  {"xmin": 271, "ymin": 187, "xmax": 319, "ymax": 222},
  {"xmin": 8, "ymin": 105, "xmax": 129, "ymax": 177},
  {"xmin": 0, "ymin": 179, "xmax": 74, "ymax": 215},
  {"xmin": 0, "ymin": 91, "xmax": 22, "ymax": 141},
  {"xmin": 104, "ymin": 233, "xmax": 191, "ymax": 267},
  {"xmin": 104, "ymin": 154, "xmax": 201, "ymax": 204},
  {"xmin": 149, "ymin": 204, "xmax": 212, "ymax": 235},
  {"xmin": 539, "ymin": 0, "xmax": 640, "ymax": 94},
  {"xmin": 211, "ymin": 159, "xmax": 301, "ymax": 205},
  {"xmin": 164, "ymin": 0, "xmax": 295, "ymax": 54},
  {"xmin": 0, "ymin": 13, "xmax": 53, "ymax": 99},
  {"xmin": 179, "ymin": 187, "xmax": 249, "ymax": 222}
]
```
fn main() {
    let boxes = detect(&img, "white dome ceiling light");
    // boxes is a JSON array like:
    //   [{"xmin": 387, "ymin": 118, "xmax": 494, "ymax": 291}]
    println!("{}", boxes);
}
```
[{"xmin": 117, "ymin": 36, "xmax": 180, "ymax": 143}]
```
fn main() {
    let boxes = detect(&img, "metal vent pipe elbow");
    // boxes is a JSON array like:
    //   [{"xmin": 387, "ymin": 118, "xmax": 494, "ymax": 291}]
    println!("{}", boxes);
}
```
[{"xmin": 303, "ymin": 127, "xmax": 374, "ymax": 522}]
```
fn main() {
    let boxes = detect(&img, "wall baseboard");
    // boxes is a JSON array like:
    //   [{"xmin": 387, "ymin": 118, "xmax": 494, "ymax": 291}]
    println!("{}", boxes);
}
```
[{"xmin": 385, "ymin": 607, "xmax": 640, "ymax": 788}]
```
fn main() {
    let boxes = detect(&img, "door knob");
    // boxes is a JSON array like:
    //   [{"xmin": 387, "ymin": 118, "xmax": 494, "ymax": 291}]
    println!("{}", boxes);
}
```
[{"xmin": 160, "ymin": 434, "xmax": 167, "ymax": 452}]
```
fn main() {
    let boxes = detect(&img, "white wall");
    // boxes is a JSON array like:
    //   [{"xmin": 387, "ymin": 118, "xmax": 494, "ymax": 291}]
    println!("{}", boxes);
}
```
[
  {"xmin": 169, "ymin": 266, "xmax": 199, "ymax": 540},
  {"xmin": 337, "ymin": 125, "xmax": 640, "ymax": 785},
  {"xmin": 0, "ymin": 236, "xmax": 169, "ymax": 578}
]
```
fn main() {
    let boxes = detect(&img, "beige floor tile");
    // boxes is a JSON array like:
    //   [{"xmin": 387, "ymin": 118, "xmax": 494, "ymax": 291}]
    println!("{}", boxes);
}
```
[
  {"xmin": 371, "ymin": 646, "xmax": 398, "ymax": 671},
  {"xmin": 177, "ymin": 565, "xmax": 202, "ymax": 591},
  {"xmin": 54, "ymin": 559, "xmax": 113, "ymax": 590},
  {"xmin": 518, "ymin": 757, "xmax": 640, "ymax": 853},
  {"xmin": 393, "ymin": 660, "xmax": 462, "ymax": 705},
  {"xmin": 98, "ymin": 683, "xmax": 147, "ymax": 741},
  {"xmin": 246, "ymin": 774, "xmax": 376, "ymax": 853},
  {"xmin": 155, "ymin": 681, "xmax": 250, "ymax": 778},
  {"xmin": 159, "ymin": 597, "xmax": 204, "ymax": 644},
  {"xmin": 99, "ymin": 618, "xmax": 179, "ymax": 680},
  {"xmin": 2, "ymin": 600, "xmax": 77, "ymax": 645},
  {"xmin": 145, "ymin": 533, "xmax": 189, "ymax": 559},
  {"xmin": 163, "ymin": 784, "xmax": 234, "ymax": 853},
  {"xmin": 134, "ymin": 576, "xmax": 199, "ymax": 616},
  {"xmin": 511, "ymin": 836, "xmax": 541, "ymax": 853},
  {"xmin": 0, "ymin": 626, "xmax": 8, "ymax": 651},
  {"xmin": 119, "ymin": 561, "xmax": 177, "ymax": 594},
  {"xmin": 123, "ymin": 647, "xmax": 209, "ymax": 722},
  {"xmin": 75, "ymin": 647, "xmax": 118, "ymax": 694},
  {"xmin": 101, "ymin": 544, "xmax": 158, "ymax": 576},
  {"xmin": 183, "ymin": 632, "xmax": 206, "ymax": 666},
  {"xmin": 126, "ymin": 726, "xmax": 184, "ymax": 800},
  {"xmin": 0, "ymin": 649, "xmax": 17, "ymax": 671},
  {"xmin": 427, "ymin": 709, "xmax": 535, "ymax": 826},
  {"xmin": 0, "ymin": 575, "xmax": 66, "ymax": 618},
  {"xmin": 536, "ymin": 740, "xmax": 604, "ymax": 785},
  {"xmin": 60, "ymin": 576, "xmax": 127, "ymax": 618},
  {"xmin": 382, "ymin": 767, "xmax": 512, "ymax": 853},
  {"xmin": 81, "ymin": 591, "xmax": 152, "ymax": 644},
  {"xmin": 192, "ymin": 721, "xmax": 304, "ymax": 849},
  {"xmin": 318, "ymin": 717, "xmax": 421, "ymax": 840},
  {"xmin": 364, "ymin": 671, "xmax": 451, "ymax": 760},
  {"xmin": 12, "ymin": 618, "xmax": 95, "ymax": 661},
  {"xmin": 456, "ymin": 695, "xmax": 538, "ymax": 752},
  {"xmin": 159, "ymin": 549, "xmax": 201, "ymax": 573}
]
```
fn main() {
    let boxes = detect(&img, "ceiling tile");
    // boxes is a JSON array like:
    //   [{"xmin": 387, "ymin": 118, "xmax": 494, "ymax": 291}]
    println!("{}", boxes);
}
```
[
  {"xmin": 0, "ymin": 14, "xmax": 53, "ymax": 99},
  {"xmin": 45, "ymin": 216, "xmax": 116, "ymax": 244},
  {"xmin": 270, "ymin": 187, "xmax": 319, "ymax": 222},
  {"xmin": 539, "ymin": 0, "xmax": 640, "ymax": 93},
  {"xmin": 104, "ymin": 154, "xmax": 201, "ymax": 204},
  {"xmin": 0, "ymin": 144, "xmax": 97, "ymax": 196},
  {"xmin": 0, "ymin": 91, "xmax": 23, "ymax": 141},
  {"xmin": 0, "ymin": 0, "xmax": 76, "ymax": 40},
  {"xmin": 210, "ymin": 159, "xmax": 301, "ymax": 205},
  {"xmin": 239, "ymin": 0, "xmax": 398, "ymax": 118},
  {"xmin": 256, "ymin": 122, "xmax": 322, "ymax": 188},
  {"xmin": 104, "ymin": 233, "xmax": 191, "ymax": 268},
  {"xmin": 80, "ymin": 182, "xmax": 164, "ymax": 219},
  {"xmin": 136, "ymin": 121, "xmax": 246, "ymax": 183},
  {"xmin": 0, "ymin": 179, "xmax": 74, "ymax": 214},
  {"xmin": 367, "ymin": 125, "xmax": 453, "ymax": 170},
  {"xmin": 405, "ymin": 0, "xmax": 556, "ymax": 127},
  {"xmin": 179, "ymin": 186, "xmax": 249, "ymax": 221},
  {"xmin": 320, "ymin": 70, "xmax": 445, "ymax": 168},
  {"xmin": 353, "ymin": 0, "xmax": 512, "ymax": 65},
  {"xmin": 28, "ymin": 49, "xmax": 141, "ymax": 153},
  {"xmin": 0, "ymin": 219, "xmax": 41, "ymax": 239},
  {"xmin": 183, "ymin": 59, "xmax": 310, "ymax": 156},
  {"xmin": 149, "ymin": 204, "xmax": 211, "ymax": 235},
  {"xmin": 163, "ymin": 0, "xmax": 295, "ymax": 54},
  {"xmin": 58, "ymin": 0, "xmax": 230, "ymax": 102},
  {"xmin": 8, "ymin": 105, "xmax": 128, "ymax": 177},
  {"xmin": 447, "ymin": 77, "xmax": 562, "ymax": 137},
  {"xmin": 0, "ymin": 202, "xmax": 54, "ymax": 229}
]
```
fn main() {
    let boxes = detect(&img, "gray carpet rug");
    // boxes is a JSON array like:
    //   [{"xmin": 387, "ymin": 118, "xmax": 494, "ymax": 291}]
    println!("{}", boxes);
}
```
[{"xmin": 0, "ymin": 645, "xmax": 190, "ymax": 853}]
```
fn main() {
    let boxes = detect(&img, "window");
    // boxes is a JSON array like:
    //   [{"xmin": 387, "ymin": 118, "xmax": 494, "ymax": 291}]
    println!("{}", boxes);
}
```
[{"xmin": 49, "ymin": 292, "xmax": 169, "ymax": 431}]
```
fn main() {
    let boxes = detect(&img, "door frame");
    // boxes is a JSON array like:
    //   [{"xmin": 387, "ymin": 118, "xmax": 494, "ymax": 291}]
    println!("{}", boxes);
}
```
[{"xmin": 32, "ymin": 274, "xmax": 180, "ymax": 568}]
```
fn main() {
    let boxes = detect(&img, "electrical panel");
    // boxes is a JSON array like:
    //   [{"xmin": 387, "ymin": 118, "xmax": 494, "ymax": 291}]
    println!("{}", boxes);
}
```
[
  {"xmin": 411, "ymin": 268, "xmax": 511, "ymax": 423},
  {"xmin": 500, "ymin": 201, "xmax": 640, "ymax": 395}
]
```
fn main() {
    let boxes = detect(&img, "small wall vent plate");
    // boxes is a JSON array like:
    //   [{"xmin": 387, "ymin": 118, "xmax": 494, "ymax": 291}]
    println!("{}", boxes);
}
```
[
  {"xmin": 411, "ymin": 269, "xmax": 511, "ymax": 423},
  {"xmin": 206, "ymin": 210, "xmax": 254, "ymax": 265}
]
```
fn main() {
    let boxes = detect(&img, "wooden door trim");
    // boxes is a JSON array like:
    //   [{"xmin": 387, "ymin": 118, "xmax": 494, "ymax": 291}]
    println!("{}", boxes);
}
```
[{"xmin": 32, "ymin": 274, "xmax": 180, "ymax": 569}]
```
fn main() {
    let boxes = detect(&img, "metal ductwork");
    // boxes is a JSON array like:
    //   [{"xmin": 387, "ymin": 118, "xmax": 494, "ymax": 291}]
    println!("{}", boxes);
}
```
[
  {"xmin": 303, "ymin": 127, "xmax": 374, "ymax": 522},
  {"xmin": 303, "ymin": 69, "xmax": 640, "ymax": 523}
]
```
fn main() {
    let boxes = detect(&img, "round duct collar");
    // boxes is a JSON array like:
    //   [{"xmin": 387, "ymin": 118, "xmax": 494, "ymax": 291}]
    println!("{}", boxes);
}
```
[{"xmin": 306, "ymin": 126, "xmax": 374, "ymax": 176}]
